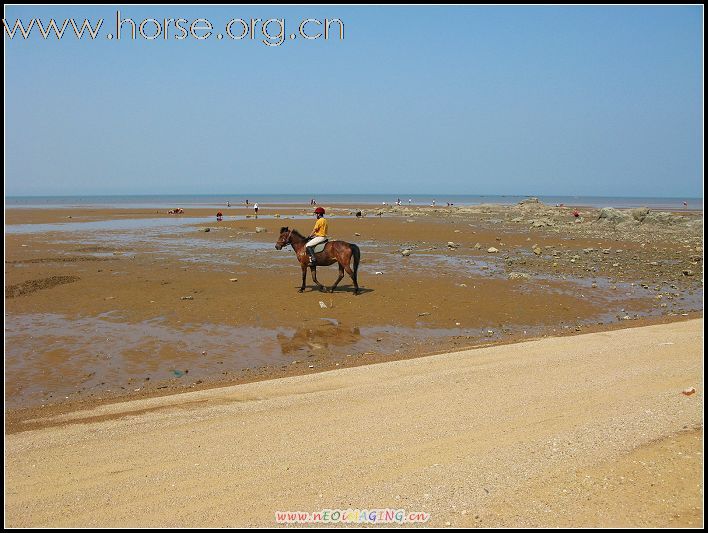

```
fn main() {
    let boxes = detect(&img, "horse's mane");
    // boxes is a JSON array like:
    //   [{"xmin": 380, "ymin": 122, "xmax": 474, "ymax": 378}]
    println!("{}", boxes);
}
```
[{"xmin": 281, "ymin": 227, "xmax": 306, "ymax": 240}]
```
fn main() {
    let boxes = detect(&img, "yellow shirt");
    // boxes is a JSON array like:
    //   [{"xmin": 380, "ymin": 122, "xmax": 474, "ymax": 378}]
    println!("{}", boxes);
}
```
[{"xmin": 313, "ymin": 217, "xmax": 328, "ymax": 237}]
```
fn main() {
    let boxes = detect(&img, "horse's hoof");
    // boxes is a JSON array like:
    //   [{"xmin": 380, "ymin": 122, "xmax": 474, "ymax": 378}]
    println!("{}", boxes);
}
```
[{"xmin": 298, "ymin": 289, "xmax": 305, "ymax": 293}]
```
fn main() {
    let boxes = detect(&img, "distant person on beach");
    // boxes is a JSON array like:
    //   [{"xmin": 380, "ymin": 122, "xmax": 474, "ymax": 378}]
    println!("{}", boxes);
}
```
[
  {"xmin": 254, "ymin": 203, "xmax": 259, "ymax": 216},
  {"xmin": 245, "ymin": 199, "xmax": 249, "ymax": 206},
  {"xmin": 305, "ymin": 207, "xmax": 328, "ymax": 266},
  {"xmin": 216, "ymin": 211, "xmax": 223, "ymax": 221},
  {"xmin": 431, "ymin": 199, "xmax": 436, "ymax": 207},
  {"xmin": 409, "ymin": 198, "xmax": 412, "ymax": 205},
  {"xmin": 227, "ymin": 201, "xmax": 230, "ymax": 207}
]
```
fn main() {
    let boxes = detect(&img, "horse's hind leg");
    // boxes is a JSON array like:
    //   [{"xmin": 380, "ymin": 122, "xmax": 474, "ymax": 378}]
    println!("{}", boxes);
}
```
[
  {"xmin": 311, "ymin": 266, "xmax": 325, "ymax": 291},
  {"xmin": 343, "ymin": 263, "xmax": 359, "ymax": 295},
  {"xmin": 330, "ymin": 264, "xmax": 345, "ymax": 293}
]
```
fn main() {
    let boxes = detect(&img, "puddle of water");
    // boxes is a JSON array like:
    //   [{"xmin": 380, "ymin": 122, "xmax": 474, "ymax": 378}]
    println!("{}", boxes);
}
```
[
  {"xmin": 4, "ymin": 313, "xmax": 291, "ymax": 408},
  {"xmin": 3, "ymin": 313, "xmax": 442, "ymax": 408},
  {"xmin": 0, "ymin": 311, "xmax": 473, "ymax": 409},
  {"xmin": 5, "ymin": 214, "xmax": 351, "ymax": 235},
  {"xmin": 32, "ymin": 225, "xmax": 290, "ymax": 268},
  {"xmin": 360, "ymin": 244, "xmax": 505, "ymax": 278},
  {"xmin": 5, "ymin": 217, "xmax": 215, "ymax": 234}
]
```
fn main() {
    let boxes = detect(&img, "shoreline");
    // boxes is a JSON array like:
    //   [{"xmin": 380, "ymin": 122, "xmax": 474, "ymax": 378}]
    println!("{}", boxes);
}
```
[{"xmin": 5, "ymin": 319, "xmax": 703, "ymax": 527}]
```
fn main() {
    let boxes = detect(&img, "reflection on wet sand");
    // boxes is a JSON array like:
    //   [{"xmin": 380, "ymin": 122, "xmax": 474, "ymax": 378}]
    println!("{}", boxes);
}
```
[{"xmin": 277, "ymin": 319, "xmax": 361, "ymax": 354}]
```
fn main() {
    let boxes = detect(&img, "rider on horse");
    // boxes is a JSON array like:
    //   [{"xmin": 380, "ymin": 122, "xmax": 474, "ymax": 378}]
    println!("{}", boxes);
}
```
[{"xmin": 305, "ymin": 207, "xmax": 328, "ymax": 266}]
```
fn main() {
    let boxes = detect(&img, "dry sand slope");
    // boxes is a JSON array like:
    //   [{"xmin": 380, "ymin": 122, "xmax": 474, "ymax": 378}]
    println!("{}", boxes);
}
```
[{"xmin": 5, "ymin": 320, "xmax": 703, "ymax": 527}]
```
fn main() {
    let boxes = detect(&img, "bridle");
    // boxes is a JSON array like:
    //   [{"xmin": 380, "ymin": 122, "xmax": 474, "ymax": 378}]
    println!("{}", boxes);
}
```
[{"xmin": 278, "ymin": 230, "xmax": 293, "ymax": 249}]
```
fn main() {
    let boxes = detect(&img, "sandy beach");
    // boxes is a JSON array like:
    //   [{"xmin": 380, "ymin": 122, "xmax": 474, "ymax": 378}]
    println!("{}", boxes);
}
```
[
  {"xmin": 5, "ymin": 319, "xmax": 703, "ymax": 527},
  {"xmin": 4, "ymin": 201, "xmax": 704, "ymax": 527},
  {"xmin": 5, "ymin": 202, "xmax": 703, "ymax": 422}
]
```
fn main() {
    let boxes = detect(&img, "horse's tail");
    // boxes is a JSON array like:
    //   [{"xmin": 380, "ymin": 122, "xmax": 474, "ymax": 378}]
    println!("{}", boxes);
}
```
[{"xmin": 351, "ymin": 243, "xmax": 361, "ymax": 279}]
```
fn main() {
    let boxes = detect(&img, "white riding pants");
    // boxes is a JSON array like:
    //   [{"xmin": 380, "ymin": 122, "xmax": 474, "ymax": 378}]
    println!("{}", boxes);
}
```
[{"xmin": 306, "ymin": 236, "xmax": 327, "ymax": 249}]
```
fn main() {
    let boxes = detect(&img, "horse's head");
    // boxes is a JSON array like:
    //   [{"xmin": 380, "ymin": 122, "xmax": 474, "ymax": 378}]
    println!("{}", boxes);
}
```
[{"xmin": 275, "ymin": 227, "xmax": 291, "ymax": 250}]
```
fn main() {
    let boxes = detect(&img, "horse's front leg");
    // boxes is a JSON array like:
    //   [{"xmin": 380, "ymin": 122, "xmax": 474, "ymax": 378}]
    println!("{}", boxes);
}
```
[
  {"xmin": 299, "ymin": 264, "xmax": 307, "ymax": 293},
  {"xmin": 311, "ymin": 266, "xmax": 325, "ymax": 291}
]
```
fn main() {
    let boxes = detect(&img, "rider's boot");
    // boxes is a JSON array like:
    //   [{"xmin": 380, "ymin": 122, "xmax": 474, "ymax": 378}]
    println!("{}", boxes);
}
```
[{"xmin": 307, "ymin": 247, "xmax": 317, "ymax": 266}]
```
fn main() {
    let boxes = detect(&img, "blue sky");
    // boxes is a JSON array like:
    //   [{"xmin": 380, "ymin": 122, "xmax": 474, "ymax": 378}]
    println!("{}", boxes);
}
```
[{"xmin": 4, "ymin": 5, "xmax": 703, "ymax": 197}]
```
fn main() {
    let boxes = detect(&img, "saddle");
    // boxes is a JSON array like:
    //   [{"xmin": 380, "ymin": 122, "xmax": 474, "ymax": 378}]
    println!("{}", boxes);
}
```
[{"xmin": 312, "ymin": 239, "xmax": 329, "ymax": 254}]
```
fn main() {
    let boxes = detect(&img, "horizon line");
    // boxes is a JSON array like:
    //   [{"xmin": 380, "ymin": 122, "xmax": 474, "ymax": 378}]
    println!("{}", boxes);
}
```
[{"xmin": 5, "ymin": 193, "xmax": 704, "ymax": 200}]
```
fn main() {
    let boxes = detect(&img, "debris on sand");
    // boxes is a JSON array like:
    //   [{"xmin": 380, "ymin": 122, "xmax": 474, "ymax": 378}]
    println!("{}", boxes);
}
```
[
  {"xmin": 597, "ymin": 207, "xmax": 628, "ymax": 222},
  {"xmin": 530, "ymin": 218, "xmax": 555, "ymax": 228},
  {"xmin": 6, "ymin": 276, "xmax": 81, "ymax": 299},
  {"xmin": 631, "ymin": 207, "xmax": 650, "ymax": 222},
  {"xmin": 508, "ymin": 272, "xmax": 530, "ymax": 280},
  {"xmin": 518, "ymin": 197, "xmax": 540, "ymax": 205}
]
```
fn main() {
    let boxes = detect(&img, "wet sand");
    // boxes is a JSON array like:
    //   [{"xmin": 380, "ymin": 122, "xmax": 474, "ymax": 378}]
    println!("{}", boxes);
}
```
[
  {"xmin": 4, "ymin": 319, "xmax": 703, "ymax": 527},
  {"xmin": 4, "ymin": 202, "xmax": 703, "ymax": 428}
]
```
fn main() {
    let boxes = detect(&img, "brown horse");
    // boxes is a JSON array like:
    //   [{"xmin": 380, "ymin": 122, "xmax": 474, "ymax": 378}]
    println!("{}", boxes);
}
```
[{"xmin": 275, "ymin": 227, "xmax": 361, "ymax": 294}]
